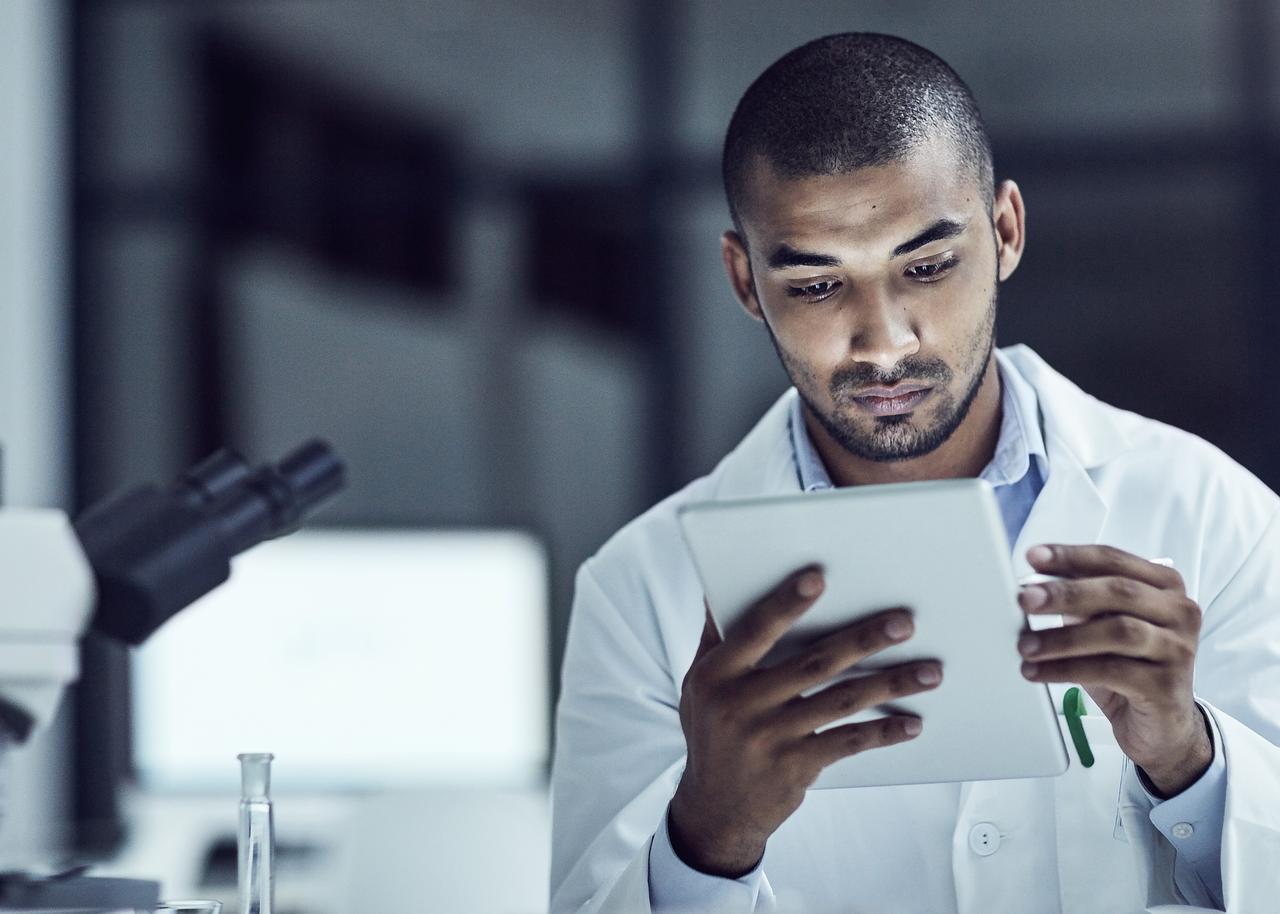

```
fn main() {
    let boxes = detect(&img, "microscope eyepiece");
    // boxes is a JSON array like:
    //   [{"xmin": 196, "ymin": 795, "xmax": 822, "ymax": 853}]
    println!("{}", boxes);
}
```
[
  {"xmin": 176, "ymin": 449, "xmax": 252, "ymax": 508},
  {"xmin": 202, "ymin": 440, "xmax": 348, "ymax": 557},
  {"xmin": 75, "ymin": 440, "xmax": 347, "ymax": 645},
  {"xmin": 268, "ymin": 440, "xmax": 346, "ymax": 534}
]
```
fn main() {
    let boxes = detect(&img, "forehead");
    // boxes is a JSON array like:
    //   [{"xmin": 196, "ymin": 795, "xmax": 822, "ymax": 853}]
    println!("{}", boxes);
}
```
[{"xmin": 738, "ymin": 136, "xmax": 981, "ymax": 255}]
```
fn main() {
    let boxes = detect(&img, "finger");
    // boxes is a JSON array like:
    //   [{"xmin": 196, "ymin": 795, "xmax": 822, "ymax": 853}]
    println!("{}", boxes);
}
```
[
  {"xmin": 1018, "ymin": 575, "xmax": 1185, "ymax": 627},
  {"xmin": 712, "ymin": 566, "xmax": 825, "ymax": 674},
  {"xmin": 1027, "ymin": 544, "xmax": 1183, "ymax": 591},
  {"xmin": 1017, "ymin": 615, "xmax": 1189, "ymax": 664},
  {"xmin": 775, "ymin": 663, "xmax": 942, "ymax": 735},
  {"xmin": 804, "ymin": 714, "xmax": 922, "ymax": 769},
  {"xmin": 751, "ymin": 608, "xmax": 916, "ymax": 700},
  {"xmin": 1019, "ymin": 654, "xmax": 1169, "ymax": 702}
]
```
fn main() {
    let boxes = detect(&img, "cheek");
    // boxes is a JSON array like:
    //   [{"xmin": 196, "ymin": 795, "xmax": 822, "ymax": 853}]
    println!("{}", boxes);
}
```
[
  {"xmin": 772, "ymin": 313, "xmax": 854, "ymax": 381},
  {"xmin": 921, "ymin": 277, "xmax": 994, "ymax": 352}
]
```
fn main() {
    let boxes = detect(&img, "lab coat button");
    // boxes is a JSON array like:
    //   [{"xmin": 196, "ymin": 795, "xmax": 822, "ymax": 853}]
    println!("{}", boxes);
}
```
[
  {"xmin": 968, "ymin": 822, "xmax": 1001, "ymax": 856},
  {"xmin": 1172, "ymin": 822, "xmax": 1194, "ymax": 840}
]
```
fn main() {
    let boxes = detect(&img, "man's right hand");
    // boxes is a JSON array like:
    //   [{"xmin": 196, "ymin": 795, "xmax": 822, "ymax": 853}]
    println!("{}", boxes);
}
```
[{"xmin": 667, "ymin": 566, "xmax": 942, "ymax": 878}]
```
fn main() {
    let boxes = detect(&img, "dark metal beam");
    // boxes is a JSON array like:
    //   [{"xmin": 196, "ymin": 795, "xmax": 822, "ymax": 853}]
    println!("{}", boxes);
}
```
[{"xmin": 1236, "ymin": 0, "xmax": 1280, "ymax": 486}]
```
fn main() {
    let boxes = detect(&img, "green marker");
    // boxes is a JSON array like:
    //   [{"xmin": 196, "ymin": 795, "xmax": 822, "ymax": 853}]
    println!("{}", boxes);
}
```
[{"xmin": 1063, "ymin": 686, "xmax": 1094, "ymax": 768}]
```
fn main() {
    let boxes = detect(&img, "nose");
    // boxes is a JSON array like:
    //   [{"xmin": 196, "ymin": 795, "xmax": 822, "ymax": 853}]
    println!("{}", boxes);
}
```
[{"xmin": 845, "ymin": 287, "xmax": 920, "ymax": 370}]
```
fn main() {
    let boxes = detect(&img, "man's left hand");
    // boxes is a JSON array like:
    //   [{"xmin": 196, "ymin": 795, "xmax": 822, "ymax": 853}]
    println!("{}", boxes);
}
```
[{"xmin": 1017, "ymin": 543, "xmax": 1212, "ymax": 797}]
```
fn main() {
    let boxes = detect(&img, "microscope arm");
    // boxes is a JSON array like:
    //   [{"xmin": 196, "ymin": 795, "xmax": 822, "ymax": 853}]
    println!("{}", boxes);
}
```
[{"xmin": 0, "ymin": 509, "xmax": 95, "ymax": 742}]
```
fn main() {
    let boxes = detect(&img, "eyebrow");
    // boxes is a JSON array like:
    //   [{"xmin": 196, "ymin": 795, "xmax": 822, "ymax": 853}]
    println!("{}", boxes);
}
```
[
  {"xmin": 765, "ymin": 217, "xmax": 970, "ymax": 271},
  {"xmin": 890, "ymin": 218, "xmax": 969, "ymax": 259},
  {"xmin": 766, "ymin": 246, "xmax": 841, "ymax": 270}
]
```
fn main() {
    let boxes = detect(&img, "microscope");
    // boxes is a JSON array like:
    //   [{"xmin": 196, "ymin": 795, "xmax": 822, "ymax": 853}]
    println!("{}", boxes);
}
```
[{"xmin": 0, "ymin": 440, "xmax": 345, "ymax": 910}]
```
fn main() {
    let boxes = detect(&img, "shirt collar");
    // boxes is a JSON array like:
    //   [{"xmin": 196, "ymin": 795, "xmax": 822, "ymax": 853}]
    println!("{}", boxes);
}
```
[{"xmin": 789, "ymin": 351, "xmax": 1047, "ymax": 492}]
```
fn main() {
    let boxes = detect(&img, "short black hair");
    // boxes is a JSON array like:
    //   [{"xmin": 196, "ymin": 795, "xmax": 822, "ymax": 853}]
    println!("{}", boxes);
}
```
[{"xmin": 723, "ymin": 33, "xmax": 995, "ymax": 237}]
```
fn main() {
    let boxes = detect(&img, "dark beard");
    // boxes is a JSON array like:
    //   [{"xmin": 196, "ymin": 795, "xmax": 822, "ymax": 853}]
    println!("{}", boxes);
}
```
[
  {"xmin": 800, "ymin": 328, "xmax": 993, "ymax": 462},
  {"xmin": 767, "ymin": 283, "xmax": 998, "ymax": 464}
]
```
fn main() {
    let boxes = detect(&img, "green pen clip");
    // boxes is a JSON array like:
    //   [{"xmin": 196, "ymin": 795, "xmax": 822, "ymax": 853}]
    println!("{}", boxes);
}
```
[{"xmin": 1063, "ymin": 686, "xmax": 1095, "ymax": 768}]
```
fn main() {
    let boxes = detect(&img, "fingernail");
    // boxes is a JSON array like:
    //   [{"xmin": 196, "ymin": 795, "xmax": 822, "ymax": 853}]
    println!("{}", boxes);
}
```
[
  {"xmin": 1021, "ymin": 661, "xmax": 1039, "ymax": 679},
  {"xmin": 903, "ymin": 718, "xmax": 923, "ymax": 736},
  {"xmin": 1027, "ymin": 545, "xmax": 1053, "ymax": 564},
  {"xmin": 885, "ymin": 618, "xmax": 912, "ymax": 640},
  {"xmin": 1018, "ymin": 633, "xmax": 1041, "ymax": 656},
  {"xmin": 916, "ymin": 665, "xmax": 941, "ymax": 685},
  {"xmin": 1020, "ymin": 585, "xmax": 1047, "ymax": 610},
  {"xmin": 796, "ymin": 572, "xmax": 824, "ymax": 598}
]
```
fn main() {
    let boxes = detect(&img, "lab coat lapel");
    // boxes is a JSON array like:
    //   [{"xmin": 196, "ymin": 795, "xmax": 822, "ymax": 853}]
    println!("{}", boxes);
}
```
[
  {"xmin": 1007, "ymin": 349, "xmax": 1111, "ymax": 582},
  {"xmin": 1010, "ymin": 437, "xmax": 1109, "ymax": 580}
]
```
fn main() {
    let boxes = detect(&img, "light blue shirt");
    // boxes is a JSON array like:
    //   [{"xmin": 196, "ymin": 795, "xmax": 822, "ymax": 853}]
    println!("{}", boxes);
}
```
[{"xmin": 651, "ymin": 359, "xmax": 1228, "ymax": 910}]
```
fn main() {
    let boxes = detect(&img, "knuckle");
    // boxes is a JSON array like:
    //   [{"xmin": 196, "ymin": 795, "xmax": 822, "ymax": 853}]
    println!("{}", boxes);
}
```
[
  {"xmin": 889, "ymin": 668, "xmax": 918, "ymax": 696},
  {"xmin": 798, "ymin": 650, "xmax": 838, "ymax": 681},
  {"xmin": 1106, "ymin": 576, "xmax": 1141, "ymax": 602},
  {"xmin": 855, "ymin": 621, "xmax": 887, "ymax": 653},
  {"xmin": 1058, "ymin": 580, "xmax": 1083, "ymax": 605},
  {"xmin": 885, "ymin": 670, "xmax": 909, "ymax": 696},
  {"xmin": 1098, "ymin": 545, "xmax": 1129, "ymax": 571},
  {"xmin": 834, "ymin": 681, "xmax": 865, "ymax": 712},
  {"xmin": 742, "ymin": 726, "xmax": 773, "ymax": 756},
  {"xmin": 843, "ymin": 727, "xmax": 872, "ymax": 755},
  {"xmin": 1168, "ymin": 634, "xmax": 1197, "ymax": 664},
  {"xmin": 1110, "ymin": 615, "xmax": 1142, "ymax": 647},
  {"xmin": 787, "ymin": 747, "xmax": 823, "ymax": 784},
  {"xmin": 690, "ymin": 665, "xmax": 717, "ymax": 693}
]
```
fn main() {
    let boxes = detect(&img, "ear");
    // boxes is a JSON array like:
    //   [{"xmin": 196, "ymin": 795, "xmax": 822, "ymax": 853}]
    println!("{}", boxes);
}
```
[
  {"xmin": 721, "ymin": 230, "xmax": 765, "ymax": 322},
  {"xmin": 992, "ymin": 179, "xmax": 1026, "ymax": 282}
]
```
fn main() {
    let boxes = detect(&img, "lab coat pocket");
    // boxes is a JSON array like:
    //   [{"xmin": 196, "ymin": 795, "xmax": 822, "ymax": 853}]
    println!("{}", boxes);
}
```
[{"xmin": 1053, "ymin": 710, "xmax": 1146, "ymax": 913}]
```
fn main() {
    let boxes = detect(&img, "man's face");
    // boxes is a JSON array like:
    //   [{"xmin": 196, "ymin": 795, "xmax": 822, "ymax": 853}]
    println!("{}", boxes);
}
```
[{"xmin": 724, "ymin": 135, "xmax": 1020, "ymax": 464}]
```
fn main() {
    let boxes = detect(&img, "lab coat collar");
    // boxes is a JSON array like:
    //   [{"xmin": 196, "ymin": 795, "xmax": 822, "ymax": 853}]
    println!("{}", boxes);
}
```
[
  {"xmin": 999, "ymin": 344, "xmax": 1134, "ymax": 470},
  {"xmin": 710, "ymin": 389, "xmax": 804, "ymax": 501},
  {"xmin": 708, "ymin": 344, "xmax": 1113, "ymax": 579},
  {"xmin": 999, "ymin": 346, "xmax": 1112, "ymax": 578}
]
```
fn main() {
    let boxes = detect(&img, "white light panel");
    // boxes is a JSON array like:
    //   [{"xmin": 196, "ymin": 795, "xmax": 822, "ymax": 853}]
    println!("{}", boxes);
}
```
[{"xmin": 132, "ymin": 528, "xmax": 549, "ymax": 791}]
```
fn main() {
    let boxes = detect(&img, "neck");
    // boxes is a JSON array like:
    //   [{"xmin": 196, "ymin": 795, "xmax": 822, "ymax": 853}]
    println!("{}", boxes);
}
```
[{"xmin": 804, "ymin": 356, "xmax": 1003, "ymax": 487}]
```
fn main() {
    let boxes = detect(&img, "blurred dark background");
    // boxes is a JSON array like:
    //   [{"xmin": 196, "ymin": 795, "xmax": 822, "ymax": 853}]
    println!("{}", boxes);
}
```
[{"xmin": 1, "ymin": 0, "xmax": 1277, "ymax": 909}]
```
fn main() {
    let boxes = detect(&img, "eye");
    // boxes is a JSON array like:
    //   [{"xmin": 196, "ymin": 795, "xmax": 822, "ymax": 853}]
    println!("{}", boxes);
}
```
[
  {"xmin": 905, "ymin": 255, "xmax": 959, "ymax": 283},
  {"xmin": 786, "ymin": 279, "xmax": 842, "ymax": 302}
]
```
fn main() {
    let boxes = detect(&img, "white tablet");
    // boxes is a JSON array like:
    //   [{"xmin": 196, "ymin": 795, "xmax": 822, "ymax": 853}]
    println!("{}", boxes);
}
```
[{"xmin": 677, "ymin": 478, "xmax": 1068, "ymax": 789}]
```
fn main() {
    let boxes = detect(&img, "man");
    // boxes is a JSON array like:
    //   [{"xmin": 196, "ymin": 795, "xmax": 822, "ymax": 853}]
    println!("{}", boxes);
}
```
[{"xmin": 550, "ymin": 33, "xmax": 1280, "ymax": 913}]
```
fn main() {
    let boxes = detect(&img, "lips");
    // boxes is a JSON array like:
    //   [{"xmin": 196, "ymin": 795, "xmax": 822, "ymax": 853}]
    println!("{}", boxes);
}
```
[
  {"xmin": 850, "ymin": 384, "xmax": 933, "ymax": 416},
  {"xmin": 853, "ymin": 383, "xmax": 931, "ymax": 399}
]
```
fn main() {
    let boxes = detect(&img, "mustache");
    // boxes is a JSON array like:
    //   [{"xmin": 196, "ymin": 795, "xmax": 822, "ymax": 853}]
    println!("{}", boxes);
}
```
[{"xmin": 830, "ymin": 357, "xmax": 952, "ymax": 397}]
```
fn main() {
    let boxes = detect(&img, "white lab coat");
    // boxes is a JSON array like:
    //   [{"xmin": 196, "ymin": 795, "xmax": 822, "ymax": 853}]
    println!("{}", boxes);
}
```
[{"xmin": 550, "ymin": 345, "xmax": 1280, "ymax": 914}]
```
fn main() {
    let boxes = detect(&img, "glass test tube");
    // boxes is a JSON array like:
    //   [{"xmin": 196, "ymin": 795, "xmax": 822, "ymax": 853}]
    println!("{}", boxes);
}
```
[{"xmin": 237, "ymin": 753, "xmax": 275, "ymax": 914}]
